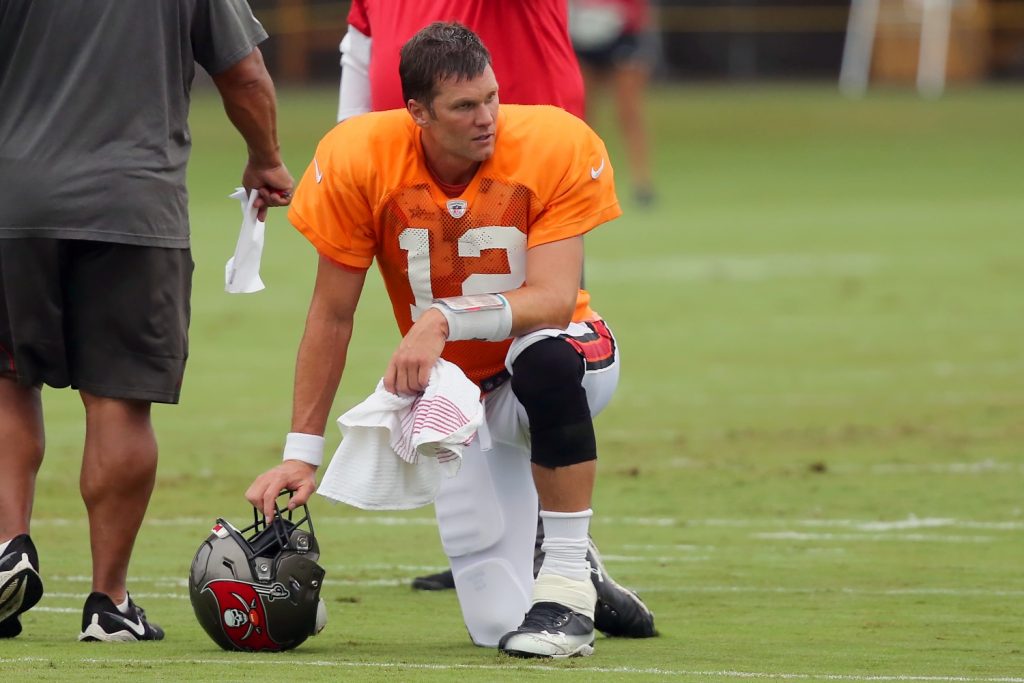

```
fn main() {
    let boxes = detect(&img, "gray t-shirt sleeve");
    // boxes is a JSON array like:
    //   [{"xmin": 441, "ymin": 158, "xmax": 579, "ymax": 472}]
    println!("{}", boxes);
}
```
[{"xmin": 192, "ymin": 0, "xmax": 269, "ymax": 75}]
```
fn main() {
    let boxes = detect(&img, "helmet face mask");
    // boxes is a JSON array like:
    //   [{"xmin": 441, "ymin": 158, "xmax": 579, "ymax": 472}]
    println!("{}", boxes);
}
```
[{"xmin": 189, "ymin": 499, "xmax": 327, "ymax": 651}]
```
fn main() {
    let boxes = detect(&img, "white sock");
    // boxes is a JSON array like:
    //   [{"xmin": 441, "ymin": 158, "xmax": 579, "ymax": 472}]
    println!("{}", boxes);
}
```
[
  {"xmin": 0, "ymin": 539, "xmax": 10, "ymax": 555},
  {"xmin": 115, "ymin": 595, "xmax": 131, "ymax": 615},
  {"xmin": 537, "ymin": 509, "xmax": 592, "ymax": 582}
]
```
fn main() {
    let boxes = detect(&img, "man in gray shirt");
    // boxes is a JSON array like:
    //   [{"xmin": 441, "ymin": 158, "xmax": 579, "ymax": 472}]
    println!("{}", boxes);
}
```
[{"xmin": 0, "ymin": 0, "xmax": 292, "ymax": 641}]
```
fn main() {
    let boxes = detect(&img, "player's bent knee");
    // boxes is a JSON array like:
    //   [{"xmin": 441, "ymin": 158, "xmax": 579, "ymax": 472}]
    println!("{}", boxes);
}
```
[
  {"xmin": 511, "ymin": 338, "xmax": 597, "ymax": 468},
  {"xmin": 434, "ymin": 447, "xmax": 537, "ymax": 646}
]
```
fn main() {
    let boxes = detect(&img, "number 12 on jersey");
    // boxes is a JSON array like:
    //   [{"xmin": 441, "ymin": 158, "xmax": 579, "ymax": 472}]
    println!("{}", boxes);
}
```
[{"xmin": 399, "ymin": 226, "xmax": 527, "ymax": 321}]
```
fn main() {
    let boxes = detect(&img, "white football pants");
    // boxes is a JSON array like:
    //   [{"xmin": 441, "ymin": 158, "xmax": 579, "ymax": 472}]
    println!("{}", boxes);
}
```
[{"xmin": 432, "ymin": 322, "xmax": 620, "ymax": 647}]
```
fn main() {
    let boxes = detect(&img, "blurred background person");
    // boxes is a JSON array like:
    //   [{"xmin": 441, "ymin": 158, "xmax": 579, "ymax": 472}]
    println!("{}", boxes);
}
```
[
  {"xmin": 337, "ymin": 0, "xmax": 584, "ymax": 122},
  {"xmin": 569, "ymin": 0, "xmax": 657, "ymax": 206}
]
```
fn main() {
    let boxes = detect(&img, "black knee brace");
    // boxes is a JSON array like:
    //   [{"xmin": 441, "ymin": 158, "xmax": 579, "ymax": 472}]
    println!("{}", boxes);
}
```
[{"xmin": 510, "ymin": 337, "xmax": 597, "ymax": 469}]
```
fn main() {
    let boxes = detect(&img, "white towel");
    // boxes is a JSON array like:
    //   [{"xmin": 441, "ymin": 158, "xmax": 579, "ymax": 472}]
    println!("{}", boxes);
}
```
[
  {"xmin": 317, "ymin": 359, "xmax": 483, "ymax": 510},
  {"xmin": 224, "ymin": 188, "xmax": 266, "ymax": 294}
]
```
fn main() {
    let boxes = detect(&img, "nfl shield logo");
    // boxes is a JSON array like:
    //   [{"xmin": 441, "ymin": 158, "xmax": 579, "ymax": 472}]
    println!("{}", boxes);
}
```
[{"xmin": 446, "ymin": 199, "xmax": 468, "ymax": 219}]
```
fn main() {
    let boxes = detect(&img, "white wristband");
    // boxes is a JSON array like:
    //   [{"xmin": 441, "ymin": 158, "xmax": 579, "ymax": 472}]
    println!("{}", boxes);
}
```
[
  {"xmin": 283, "ymin": 432, "xmax": 325, "ymax": 468},
  {"xmin": 430, "ymin": 293, "xmax": 513, "ymax": 342}
]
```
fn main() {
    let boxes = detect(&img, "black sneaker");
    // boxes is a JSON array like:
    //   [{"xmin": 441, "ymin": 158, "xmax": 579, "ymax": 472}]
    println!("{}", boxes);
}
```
[
  {"xmin": 498, "ymin": 602, "xmax": 595, "ymax": 658},
  {"xmin": 588, "ymin": 540, "xmax": 657, "ymax": 638},
  {"xmin": 410, "ymin": 568, "xmax": 456, "ymax": 591},
  {"xmin": 0, "ymin": 534, "xmax": 44, "ymax": 639},
  {"xmin": 78, "ymin": 592, "xmax": 164, "ymax": 642}
]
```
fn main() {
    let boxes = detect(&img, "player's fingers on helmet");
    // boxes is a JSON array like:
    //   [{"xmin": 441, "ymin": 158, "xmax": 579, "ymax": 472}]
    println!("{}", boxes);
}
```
[
  {"xmin": 257, "ymin": 474, "xmax": 288, "ymax": 519},
  {"xmin": 244, "ymin": 472, "xmax": 272, "ymax": 508},
  {"xmin": 288, "ymin": 479, "xmax": 315, "ymax": 508},
  {"xmin": 262, "ymin": 487, "xmax": 280, "ymax": 520}
]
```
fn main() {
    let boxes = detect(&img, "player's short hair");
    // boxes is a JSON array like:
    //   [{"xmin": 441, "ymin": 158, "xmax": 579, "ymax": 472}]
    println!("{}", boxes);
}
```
[{"xmin": 399, "ymin": 22, "xmax": 492, "ymax": 113}]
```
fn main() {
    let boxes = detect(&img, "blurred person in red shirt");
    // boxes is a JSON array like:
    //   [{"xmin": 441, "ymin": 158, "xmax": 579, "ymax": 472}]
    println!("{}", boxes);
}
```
[{"xmin": 337, "ymin": 0, "xmax": 584, "ymax": 121}]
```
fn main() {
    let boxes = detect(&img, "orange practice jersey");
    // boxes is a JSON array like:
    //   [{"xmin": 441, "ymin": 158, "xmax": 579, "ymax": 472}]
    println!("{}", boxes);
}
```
[{"xmin": 288, "ymin": 105, "xmax": 621, "ymax": 385}]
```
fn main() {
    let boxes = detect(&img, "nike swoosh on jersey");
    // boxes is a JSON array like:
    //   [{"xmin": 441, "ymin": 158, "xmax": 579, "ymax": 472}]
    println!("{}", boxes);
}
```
[
  {"xmin": 590, "ymin": 158, "xmax": 605, "ymax": 180},
  {"xmin": 314, "ymin": 158, "xmax": 323, "ymax": 184},
  {"xmin": 107, "ymin": 612, "xmax": 147, "ymax": 637}
]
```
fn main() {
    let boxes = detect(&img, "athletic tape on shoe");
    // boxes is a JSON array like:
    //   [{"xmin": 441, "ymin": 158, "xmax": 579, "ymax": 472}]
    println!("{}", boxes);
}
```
[
  {"xmin": 430, "ymin": 294, "xmax": 512, "ymax": 342},
  {"xmin": 283, "ymin": 432, "xmax": 325, "ymax": 467},
  {"xmin": 532, "ymin": 572, "xmax": 597, "ymax": 620}
]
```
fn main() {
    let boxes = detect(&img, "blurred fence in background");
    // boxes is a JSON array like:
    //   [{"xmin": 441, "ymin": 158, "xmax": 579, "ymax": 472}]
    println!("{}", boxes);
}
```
[{"xmin": 249, "ymin": 0, "xmax": 1024, "ymax": 85}]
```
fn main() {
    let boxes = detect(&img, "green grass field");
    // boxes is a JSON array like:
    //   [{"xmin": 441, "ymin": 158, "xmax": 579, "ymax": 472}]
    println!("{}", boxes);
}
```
[{"xmin": 3, "ymin": 84, "xmax": 1023, "ymax": 681}]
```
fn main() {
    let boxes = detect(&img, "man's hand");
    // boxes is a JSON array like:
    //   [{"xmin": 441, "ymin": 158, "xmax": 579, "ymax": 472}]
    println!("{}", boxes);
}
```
[
  {"xmin": 384, "ymin": 307, "xmax": 449, "ymax": 395},
  {"xmin": 245, "ymin": 460, "xmax": 318, "ymax": 520},
  {"xmin": 243, "ymin": 160, "xmax": 294, "ymax": 221},
  {"xmin": 212, "ymin": 47, "xmax": 292, "ymax": 221}
]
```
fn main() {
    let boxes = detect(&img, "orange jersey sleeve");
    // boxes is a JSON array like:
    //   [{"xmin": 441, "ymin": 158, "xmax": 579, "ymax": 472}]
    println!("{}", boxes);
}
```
[
  {"xmin": 288, "ymin": 111, "xmax": 417, "ymax": 271},
  {"xmin": 287, "ymin": 106, "xmax": 621, "ymax": 385},
  {"xmin": 489, "ymin": 106, "xmax": 622, "ymax": 249}
]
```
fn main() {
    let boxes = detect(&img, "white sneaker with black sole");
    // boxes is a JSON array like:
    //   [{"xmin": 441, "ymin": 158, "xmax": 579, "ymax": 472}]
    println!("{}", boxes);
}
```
[
  {"xmin": 498, "ymin": 601, "xmax": 595, "ymax": 658},
  {"xmin": 79, "ymin": 591, "xmax": 164, "ymax": 642},
  {"xmin": 0, "ymin": 534, "xmax": 44, "ymax": 639}
]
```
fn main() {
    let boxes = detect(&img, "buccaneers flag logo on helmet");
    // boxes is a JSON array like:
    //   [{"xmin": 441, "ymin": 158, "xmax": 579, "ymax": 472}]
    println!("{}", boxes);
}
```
[
  {"xmin": 189, "ymin": 499, "xmax": 326, "ymax": 652},
  {"xmin": 202, "ymin": 580, "xmax": 290, "ymax": 651}
]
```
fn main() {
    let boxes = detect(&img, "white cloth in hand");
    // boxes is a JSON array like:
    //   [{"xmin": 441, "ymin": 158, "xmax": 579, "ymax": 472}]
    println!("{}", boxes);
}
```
[
  {"xmin": 225, "ymin": 188, "xmax": 266, "ymax": 294},
  {"xmin": 317, "ymin": 359, "xmax": 483, "ymax": 510}
]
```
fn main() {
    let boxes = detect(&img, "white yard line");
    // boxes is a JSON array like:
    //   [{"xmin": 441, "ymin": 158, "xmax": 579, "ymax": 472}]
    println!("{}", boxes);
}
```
[
  {"xmin": 585, "ymin": 253, "xmax": 883, "ymax": 283},
  {"xmin": 753, "ymin": 531, "xmax": 995, "ymax": 543},
  {"xmin": 28, "ymin": 515, "xmax": 1024, "ymax": 531},
  {"xmin": 0, "ymin": 657, "xmax": 1021, "ymax": 682},
  {"xmin": 633, "ymin": 586, "xmax": 1024, "ymax": 597},
  {"xmin": 44, "ymin": 592, "xmax": 189, "ymax": 601},
  {"xmin": 622, "ymin": 544, "xmax": 710, "ymax": 551},
  {"xmin": 599, "ymin": 554, "xmax": 712, "ymax": 563},
  {"xmin": 30, "ymin": 515, "xmax": 439, "ymax": 527},
  {"xmin": 666, "ymin": 517, "xmax": 1024, "ymax": 531},
  {"xmin": 869, "ymin": 462, "xmax": 1024, "ymax": 475},
  {"xmin": 38, "ymin": 581, "xmax": 1024, "ymax": 599}
]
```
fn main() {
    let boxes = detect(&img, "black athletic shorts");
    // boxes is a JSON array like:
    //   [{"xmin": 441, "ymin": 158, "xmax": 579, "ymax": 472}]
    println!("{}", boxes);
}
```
[
  {"xmin": 574, "ymin": 31, "xmax": 655, "ymax": 70},
  {"xmin": 0, "ymin": 238, "xmax": 193, "ymax": 404}
]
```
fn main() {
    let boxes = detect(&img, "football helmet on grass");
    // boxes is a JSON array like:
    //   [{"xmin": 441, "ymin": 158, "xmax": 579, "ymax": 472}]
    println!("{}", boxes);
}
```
[{"xmin": 189, "ymin": 497, "xmax": 326, "ymax": 651}]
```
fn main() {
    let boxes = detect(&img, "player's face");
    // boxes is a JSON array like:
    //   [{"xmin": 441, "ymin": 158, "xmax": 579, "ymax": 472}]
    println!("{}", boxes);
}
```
[{"xmin": 423, "ymin": 65, "xmax": 500, "ymax": 165}]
